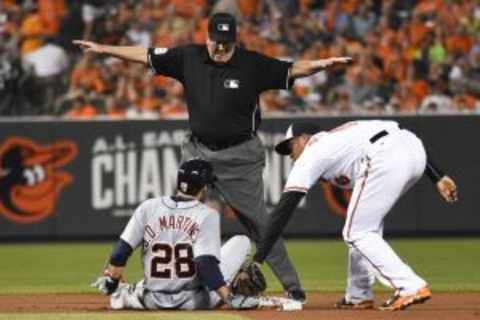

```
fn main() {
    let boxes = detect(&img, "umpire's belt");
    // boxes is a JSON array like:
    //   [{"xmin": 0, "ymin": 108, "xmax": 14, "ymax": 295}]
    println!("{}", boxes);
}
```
[
  {"xmin": 193, "ymin": 135, "xmax": 253, "ymax": 151},
  {"xmin": 369, "ymin": 130, "xmax": 388, "ymax": 144}
]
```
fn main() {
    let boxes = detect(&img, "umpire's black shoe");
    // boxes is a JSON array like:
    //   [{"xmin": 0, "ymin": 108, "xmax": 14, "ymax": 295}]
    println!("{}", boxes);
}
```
[
  {"xmin": 334, "ymin": 297, "xmax": 374, "ymax": 310},
  {"xmin": 287, "ymin": 289, "xmax": 307, "ymax": 303}
]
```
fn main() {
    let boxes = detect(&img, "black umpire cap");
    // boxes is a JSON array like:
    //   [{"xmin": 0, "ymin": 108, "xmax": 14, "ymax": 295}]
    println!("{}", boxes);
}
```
[
  {"xmin": 275, "ymin": 122, "xmax": 321, "ymax": 155},
  {"xmin": 208, "ymin": 12, "xmax": 237, "ymax": 42},
  {"xmin": 177, "ymin": 159, "xmax": 216, "ymax": 195}
]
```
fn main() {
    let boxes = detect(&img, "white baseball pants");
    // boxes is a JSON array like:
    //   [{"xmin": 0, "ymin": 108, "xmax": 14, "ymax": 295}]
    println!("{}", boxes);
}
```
[{"xmin": 342, "ymin": 128, "xmax": 427, "ymax": 302}]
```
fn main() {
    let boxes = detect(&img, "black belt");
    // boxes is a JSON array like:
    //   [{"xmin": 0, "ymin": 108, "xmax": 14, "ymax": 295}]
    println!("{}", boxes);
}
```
[
  {"xmin": 194, "ymin": 135, "xmax": 254, "ymax": 151},
  {"xmin": 369, "ymin": 130, "xmax": 388, "ymax": 144}
]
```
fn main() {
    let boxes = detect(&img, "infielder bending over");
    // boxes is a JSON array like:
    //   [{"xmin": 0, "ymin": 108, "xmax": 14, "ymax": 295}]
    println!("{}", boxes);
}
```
[
  {"xmin": 92, "ymin": 159, "xmax": 262, "ymax": 310},
  {"xmin": 254, "ymin": 120, "xmax": 458, "ymax": 311}
]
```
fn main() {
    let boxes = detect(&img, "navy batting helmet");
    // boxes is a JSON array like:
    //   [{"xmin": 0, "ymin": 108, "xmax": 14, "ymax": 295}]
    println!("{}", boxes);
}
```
[{"xmin": 177, "ymin": 159, "xmax": 216, "ymax": 196}]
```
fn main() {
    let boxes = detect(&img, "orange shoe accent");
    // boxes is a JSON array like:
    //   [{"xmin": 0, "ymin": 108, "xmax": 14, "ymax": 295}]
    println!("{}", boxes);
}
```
[{"xmin": 379, "ymin": 286, "xmax": 432, "ymax": 311}]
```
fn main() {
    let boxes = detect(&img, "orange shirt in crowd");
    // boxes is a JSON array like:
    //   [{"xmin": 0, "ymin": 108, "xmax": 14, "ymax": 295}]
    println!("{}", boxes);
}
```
[
  {"xmin": 38, "ymin": 0, "xmax": 66, "ymax": 35},
  {"xmin": 20, "ymin": 13, "xmax": 44, "ymax": 54},
  {"xmin": 445, "ymin": 34, "xmax": 474, "ymax": 55},
  {"xmin": 4, "ymin": 0, "xmax": 16, "ymax": 9},
  {"xmin": 409, "ymin": 80, "xmax": 429, "ymax": 104},
  {"xmin": 408, "ymin": 21, "xmax": 430, "ymax": 47},
  {"xmin": 393, "ymin": 85, "xmax": 419, "ymax": 112},
  {"xmin": 399, "ymin": 97, "xmax": 418, "ymax": 112},
  {"xmin": 340, "ymin": 0, "xmax": 359, "ymax": 14},
  {"xmin": 160, "ymin": 101, "xmax": 187, "ymax": 117},
  {"xmin": 262, "ymin": 41, "xmax": 283, "ymax": 58},
  {"xmin": 414, "ymin": 0, "xmax": 443, "ymax": 15},
  {"xmin": 453, "ymin": 94, "xmax": 477, "ymax": 111},
  {"xmin": 298, "ymin": 0, "xmax": 313, "ymax": 13},
  {"xmin": 238, "ymin": 0, "xmax": 261, "ymax": 18},
  {"xmin": 153, "ymin": 25, "xmax": 174, "ymax": 48},
  {"xmin": 106, "ymin": 111, "xmax": 126, "ymax": 119},
  {"xmin": 137, "ymin": 97, "xmax": 160, "ymax": 112},
  {"xmin": 70, "ymin": 65, "xmax": 107, "ymax": 93},
  {"xmin": 344, "ymin": 40, "xmax": 363, "ymax": 57},
  {"xmin": 384, "ymin": 58, "xmax": 407, "ymax": 83},
  {"xmin": 438, "ymin": 1, "xmax": 470, "ymax": 30},
  {"xmin": 65, "ymin": 104, "xmax": 97, "ymax": 119},
  {"xmin": 324, "ymin": 3, "xmax": 338, "ymax": 33},
  {"xmin": 401, "ymin": 44, "xmax": 417, "ymax": 63},
  {"xmin": 193, "ymin": 18, "xmax": 208, "ymax": 44},
  {"xmin": 172, "ymin": 0, "xmax": 204, "ymax": 18},
  {"xmin": 293, "ymin": 85, "xmax": 309, "ymax": 98},
  {"xmin": 376, "ymin": 43, "xmax": 395, "ymax": 67},
  {"xmin": 105, "ymin": 108, "xmax": 126, "ymax": 119},
  {"xmin": 152, "ymin": 76, "xmax": 169, "ymax": 91}
]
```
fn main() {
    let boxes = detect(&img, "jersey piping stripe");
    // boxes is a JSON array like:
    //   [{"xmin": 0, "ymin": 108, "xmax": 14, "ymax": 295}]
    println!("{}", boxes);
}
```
[
  {"xmin": 284, "ymin": 186, "xmax": 308, "ymax": 193},
  {"xmin": 349, "ymin": 241, "xmax": 398, "ymax": 290},
  {"xmin": 251, "ymin": 101, "xmax": 258, "ymax": 135},
  {"xmin": 345, "ymin": 158, "xmax": 371, "ymax": 238},
  {"xmin": 286, "ymin": 67, "xmax": 292, "ymax": 90}
]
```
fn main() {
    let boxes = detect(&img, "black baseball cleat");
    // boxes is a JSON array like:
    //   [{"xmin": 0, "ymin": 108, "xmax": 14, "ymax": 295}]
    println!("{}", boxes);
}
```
[{"xmin": 287, "ymin": 289, "xmax": 307, "ymax": 303}]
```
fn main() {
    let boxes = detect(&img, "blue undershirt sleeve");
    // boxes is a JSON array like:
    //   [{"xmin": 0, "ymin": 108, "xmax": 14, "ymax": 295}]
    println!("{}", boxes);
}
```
[
  {"xmin": 195, "ymin": 255, "xmax": 226, "ymax": 291},
  {"xmin": 109, "ymin": 239, "xmax": 134, "ymax": 267}
]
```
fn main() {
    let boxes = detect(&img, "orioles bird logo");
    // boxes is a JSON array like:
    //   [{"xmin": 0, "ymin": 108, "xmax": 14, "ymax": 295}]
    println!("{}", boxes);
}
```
[
  {"xmin": 0, "ymin": 137, "xmax": 78, "ymax": 224},
  {"xmin": 320, "ymin": 181, "xmax": 352, "ymax": 218}
]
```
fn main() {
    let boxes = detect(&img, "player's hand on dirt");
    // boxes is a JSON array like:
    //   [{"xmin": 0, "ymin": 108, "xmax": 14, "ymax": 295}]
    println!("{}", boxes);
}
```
[
  {"xmin": 90, "ymin": 276, "xmax": 119, "ymax": 295},
  {"xmin": 436, "ymin": 176, "xmax": 458, "ymax": 204},
  {"xmin": 224, "ymin": 293, "xmax": 259, "ymax": 309},
  {"xmin": 319, "ymin": 57, "xmax": 353, "ymax": 68},
  {"xmin": 73, "ymin": 40, "xmax": 104, "ymax": 54}
]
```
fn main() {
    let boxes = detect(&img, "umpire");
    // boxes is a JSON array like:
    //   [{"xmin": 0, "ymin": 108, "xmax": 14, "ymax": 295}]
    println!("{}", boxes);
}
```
[{"xmin": 74, "ymin": 12, "xmax": 352, "ymax": 301}]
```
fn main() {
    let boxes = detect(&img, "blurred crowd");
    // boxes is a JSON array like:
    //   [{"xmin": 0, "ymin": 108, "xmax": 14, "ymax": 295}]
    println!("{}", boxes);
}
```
[{"xmin": 1, "ymin": 0, "xmax": 480, "ymax": 119}]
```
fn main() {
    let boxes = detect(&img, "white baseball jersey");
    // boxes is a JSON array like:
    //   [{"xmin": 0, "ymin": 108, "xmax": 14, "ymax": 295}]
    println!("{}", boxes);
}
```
[
  {"xmin": 284, "ymin": 120, "xmax": 401, "ymax": 191},
  {"xmin": 284, "ymin": 119, "xmax": 429, "ymax": 298},
  {"xmin": 120, "ymin": 196, "xmax": 221, "ymax": 292}
]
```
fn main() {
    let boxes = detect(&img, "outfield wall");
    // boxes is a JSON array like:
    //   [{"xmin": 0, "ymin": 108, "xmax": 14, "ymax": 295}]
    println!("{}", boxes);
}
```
[{"xmin": 0, "ymin": 115, "xmax": 476, "ymax": 239}]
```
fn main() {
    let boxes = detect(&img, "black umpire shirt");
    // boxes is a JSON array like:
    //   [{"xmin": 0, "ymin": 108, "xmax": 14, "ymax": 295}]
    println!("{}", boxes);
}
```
[{"xmin": 147, "ymin": 45, "xmax": 292, "ymax": 147}]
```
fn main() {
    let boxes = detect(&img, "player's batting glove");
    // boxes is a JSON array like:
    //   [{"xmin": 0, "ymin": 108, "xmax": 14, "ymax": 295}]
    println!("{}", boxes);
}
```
[
  {"xmin": 90, "ymin": 276, "xmax": 120, "ymax": 295},
  {"xmin": 224, "ymin": 293, "xmax": 259, "ymax": 310}
]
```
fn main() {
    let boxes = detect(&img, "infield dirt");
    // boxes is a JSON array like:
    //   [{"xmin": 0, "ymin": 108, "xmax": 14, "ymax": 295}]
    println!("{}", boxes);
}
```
[{"xmin": 0, "ymin": 292, "xmax": 479, "ymax": 320}]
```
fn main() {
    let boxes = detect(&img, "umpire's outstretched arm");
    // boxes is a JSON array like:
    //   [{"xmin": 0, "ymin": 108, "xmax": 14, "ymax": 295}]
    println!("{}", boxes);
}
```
[
  {"xmin": 73, "ymin": 40, "xmax": 148, "ymax": 64},
  {"xmin": 290, "ymin": 57, "xmax": 353, "ymax": 79},
  {"xmin": 254, "ymin": 191, "xmax": 305, "ymax": 264}
]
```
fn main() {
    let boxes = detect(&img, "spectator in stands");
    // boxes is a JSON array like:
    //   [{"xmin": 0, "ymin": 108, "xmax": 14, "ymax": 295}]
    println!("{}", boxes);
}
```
[
  {"xmin": 19, "ymin": 2, "xmax": 45, "ymax": 55},
  {"xmin": 104, "ymin": 96, "xmax": 126, "ymax": 119},
  {"xmin": 2, "ymin": 0, "xmax": 480, "ymax": 117},
  {"xmin": 350, "ymin": 1, "xmax": 377, "ymax": 40},
  {"xmin": 69, "ymin": 55, "xmax": 106, "ymax": 96},
  {"xmin": 64, "ymin": 96, "xmax": 97, "ymax": 119},
  {"xmin": 22, "ymin": 37, "xmax": 69, "ymax": 114}
]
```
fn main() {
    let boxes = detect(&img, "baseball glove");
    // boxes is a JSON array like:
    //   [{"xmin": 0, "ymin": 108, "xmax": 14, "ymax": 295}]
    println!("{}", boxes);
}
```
[{"xmin": 231, "ymin": 262, "xmax": 267, "ymax": 296}]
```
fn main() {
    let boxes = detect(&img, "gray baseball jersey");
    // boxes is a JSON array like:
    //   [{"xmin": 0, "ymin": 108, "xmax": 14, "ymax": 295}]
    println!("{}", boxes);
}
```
[{"xmin": 120, "ymin": 196, "xmax": 221, "ymax": 293}]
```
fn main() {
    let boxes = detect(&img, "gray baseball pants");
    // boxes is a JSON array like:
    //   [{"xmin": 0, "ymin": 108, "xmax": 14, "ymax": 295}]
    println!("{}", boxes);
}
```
[{"xmin": 182, "ymin": 134, "xmax": 302, "ymax": 292}]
